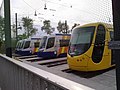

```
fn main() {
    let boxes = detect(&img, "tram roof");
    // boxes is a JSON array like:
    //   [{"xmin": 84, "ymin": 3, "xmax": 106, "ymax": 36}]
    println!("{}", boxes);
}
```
[
  {"xmin": 75, "ymin": 22, "xmax": 113, "ymax": 31},
  {"xmin": 42, "ymin": 33, "xmax": 71, "ymax": 37}
]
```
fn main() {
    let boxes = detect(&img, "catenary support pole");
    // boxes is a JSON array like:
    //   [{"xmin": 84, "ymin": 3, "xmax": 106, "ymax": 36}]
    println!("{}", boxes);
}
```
[
  {"xmin": 4, "ymin": 0, "xmax": 12, "ymax": 57},
  {"xmin": 15, "ymin": 13, "xmax": 18, "ymax": 41},
  {"xmin": 112, "ymin": 0, "xmax": 120, "ymax": 90}
]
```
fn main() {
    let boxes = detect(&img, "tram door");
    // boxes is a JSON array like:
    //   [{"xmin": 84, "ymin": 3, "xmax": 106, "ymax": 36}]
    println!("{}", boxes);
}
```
[{"xmin": 92, "ymin": 25, "xmax": 106, "ymax": 63}]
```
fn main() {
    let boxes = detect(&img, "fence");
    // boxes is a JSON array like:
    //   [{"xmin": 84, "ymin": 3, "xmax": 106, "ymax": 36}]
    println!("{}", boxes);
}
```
[{"xmin": 0, "ymin": 54, "xmax": 93, "ymax": 90}]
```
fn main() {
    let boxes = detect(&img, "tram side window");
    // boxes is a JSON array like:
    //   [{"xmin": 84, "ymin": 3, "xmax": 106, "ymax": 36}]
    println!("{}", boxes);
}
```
[
  {"xmin": 46, "ymin": 37, "xmax": 55, "ymax": 49},
  {"xmin": 34, "ymin": 42, "xmax": 40, "ymax": 48},
  {"xmin": 110, "ymin": 31, "xmax": 114, "ymax": 41},
  {"xmin": 95, "ymin": 25, "xmax": 106, "ymax": 44},
  {"xmin": 60, "ymin": 40, "xmax": 70, "ymax": 47},
  {"xmin": 92, "ymin": 25, "xmax": 106, "ymax": 63},
  {"xmin": 24, "ymin": 41, "xmax": 30, "ymax": 49}
]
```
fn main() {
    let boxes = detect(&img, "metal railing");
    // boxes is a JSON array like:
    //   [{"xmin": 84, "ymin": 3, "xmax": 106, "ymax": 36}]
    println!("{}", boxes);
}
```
[{"xmin": 0, "ymin": 54, "xmax": 94, "ymax": 90}]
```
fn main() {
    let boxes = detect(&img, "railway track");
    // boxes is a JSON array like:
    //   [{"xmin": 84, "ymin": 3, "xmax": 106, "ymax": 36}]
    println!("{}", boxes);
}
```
[
  {"xmin": 13, "ymin": 54, "xmax": 115, "ymax": 77},
  {"xmin": 12, "ymin": 54, "xmax": 116, "ymax": 90},
  {"xmin": 36, "ymin": 57, "xmax": 67, "ymax": 67},
  {"xmin": 40, "ymin": 60, "xmax": 67, "ymax": 67},
  {"xmin": 13, "ymin": 54, "xmax": 67, "ymax": 67}
]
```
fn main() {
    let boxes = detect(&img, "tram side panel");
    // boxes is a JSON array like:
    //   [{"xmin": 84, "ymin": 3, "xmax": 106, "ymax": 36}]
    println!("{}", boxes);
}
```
[
  {"xmin": 37, "ymin": 34, "xmax": 71, "ymax": 58},
  {"xmin": 87, "ymin": 30, "xmax": 112, "ymax": 71},
  {"xmin": 57, "ymin": 35, "xmax": 71, "ymax": 57},
  {"xmin": 31, "ymin": 39, "xmax": 41, "ymax": 55}
]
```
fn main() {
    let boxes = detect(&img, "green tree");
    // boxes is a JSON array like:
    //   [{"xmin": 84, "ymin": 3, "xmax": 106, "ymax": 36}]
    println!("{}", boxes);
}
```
[
  {"xmin": 0, "ymin": 16, "xmax": 5, "ymax": 53},
  {"xmin": 41, "ymin": 20, "xmax": 55, "ymax": 35},
  {"xmin": 71, "ymin": 23, "xmax": 80, "ymax": 32},
  {"xmin": 17, "ymin": 34, "xmax": 28, "ymax": 40},
  {"xmin": 0, "ymin": 16, "xmax": 4, "ymax": 41},
  {"xmin": 22, "ymin": 17, "xmax": 38, "ymax": 38},
  {"xmin": 57, "ymin": 20, "xmax": 70, "ymax": 34},
  {"xmin": 57, "ymin": 21, "xmax": 62, "ymax": 33}
]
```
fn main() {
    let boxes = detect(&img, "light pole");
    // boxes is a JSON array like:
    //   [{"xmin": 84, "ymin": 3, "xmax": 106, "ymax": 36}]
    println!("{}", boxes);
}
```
[
  {"xmin": 15, "ymin": 13, "xmax": 18, "ymax": 41},
  {"xmin": 15, "ymin": 13, "xmax": 22, "ymax": 41},
  {"xmin": 4, "ymin": 0, "xmax": 12, "ymax": 57},
  {"xmin": 112, "ymin": 0, "xmax": 120, "ymax": 90}
]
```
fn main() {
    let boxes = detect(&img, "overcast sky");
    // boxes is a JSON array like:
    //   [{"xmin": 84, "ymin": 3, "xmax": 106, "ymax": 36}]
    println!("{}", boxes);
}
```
[
  {"xmin": 10, "ymin": 0, "xmax": 112, "ymax": 24},
  {"xmin": 0, "ymin": 0, "xmax": 113, "ymax": 36}
]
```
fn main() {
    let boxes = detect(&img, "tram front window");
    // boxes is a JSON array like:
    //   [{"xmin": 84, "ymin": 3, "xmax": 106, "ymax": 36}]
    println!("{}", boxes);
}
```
[
  {"xmin": 46, "ymin": 37, "xmax": 55, "ymax": 49},
  {"xmin": 23, "ymin": 41, "xmax": 30, "ymax": 49},
  {"xmin": 69, "ymin": 26, "xmax": 95, "ymax": 56},
  {"xmin": 39, "ymin": 36, "xmax": 47, "ymax": 49}
]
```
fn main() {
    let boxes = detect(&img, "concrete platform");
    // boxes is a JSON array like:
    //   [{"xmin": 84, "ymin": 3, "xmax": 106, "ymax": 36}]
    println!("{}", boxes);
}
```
[
  {"xmin": 29, "ymin": 63, "xmax": 116, "ymax": 90},
  {"xmin": 17, "ymin": 57, "xmax": 116, "ymax": 90}
]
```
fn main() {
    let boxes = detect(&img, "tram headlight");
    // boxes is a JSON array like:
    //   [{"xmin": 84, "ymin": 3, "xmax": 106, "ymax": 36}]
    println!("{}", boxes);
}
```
[
  {"xmin": 30, "ymin": 50, "xmax": 32, "ymax": 53},
  {"xmin": 54, "ymin": 51, "xmax": 57, "ymax": 54}
]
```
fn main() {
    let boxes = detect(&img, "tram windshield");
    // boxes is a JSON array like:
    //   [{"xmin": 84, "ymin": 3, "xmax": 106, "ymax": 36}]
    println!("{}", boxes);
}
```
[
  {"xmin": 16, "ymin": 42, "xmax": 20, "ymax": 48},
  {"xmin": 18, "ymin": 41, "xmax": 24, "ymax": 49},
  {"xmin": 23, "ymin": 41, "xmax": 30, "ymax": 49},
  {"xmin": 39, "ymin": 36, "xmax": 47, "ymax": 49},
  {"xmin": 46, "ymin": 37, "xmax": 55, "ymax": 49},
  {"xmin": 69, "ymin": 26, "xmax": 95, "ymax": 56}
]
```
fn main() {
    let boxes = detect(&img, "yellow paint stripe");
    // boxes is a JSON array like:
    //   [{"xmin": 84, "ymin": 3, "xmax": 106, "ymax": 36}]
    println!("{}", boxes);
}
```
[
  {"xmin": 61, "ymin": 36, "xmax": 69, "ymax": 53},
  {"xmin": 61, "ymin": 47, "xmax": 65, "ymax": 53},
  {"xmin": 35, "ymin": 48, "xmax": 39, "ymax": 52},
  {"xmin": 62, "ymin": 36, "xmax": 67, "ymax": 39}
]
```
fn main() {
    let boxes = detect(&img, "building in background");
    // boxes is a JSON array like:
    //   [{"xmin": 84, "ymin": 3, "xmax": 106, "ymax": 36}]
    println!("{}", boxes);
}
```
[{"xmin": 0, "ymin": 1, "xmax": 4, "ymax": 17}]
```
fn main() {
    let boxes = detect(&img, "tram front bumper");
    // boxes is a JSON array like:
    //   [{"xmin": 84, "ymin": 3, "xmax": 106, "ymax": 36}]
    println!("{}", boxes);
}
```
[{"xmin": 67, "ymin": 54, "xmax": 90, "ymax": 71}]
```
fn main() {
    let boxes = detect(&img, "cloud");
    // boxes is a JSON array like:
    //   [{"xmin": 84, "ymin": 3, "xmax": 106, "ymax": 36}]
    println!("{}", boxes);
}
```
[{"xmin": 1, "ymin": 0, "xmax": 113, "ymax": 36}]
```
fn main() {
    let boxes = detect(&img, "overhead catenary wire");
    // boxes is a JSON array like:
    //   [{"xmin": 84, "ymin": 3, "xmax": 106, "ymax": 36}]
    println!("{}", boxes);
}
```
[
  {"xmin": 17, "ymin": 0, "xmax": 112, "ymax": 22},
  {"xmin": 22, "ymin": 0, "xmax": 36, "ymax": 10},
  {"xmin": 10, "ymin": 0, "xmax": 113, "ymax": 26}
]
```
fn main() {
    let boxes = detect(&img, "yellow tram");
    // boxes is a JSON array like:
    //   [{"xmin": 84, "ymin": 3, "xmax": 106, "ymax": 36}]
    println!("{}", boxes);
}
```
[{"xmin": 67, "ymin": 22, "xmax": 115, "ymax": 71}]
